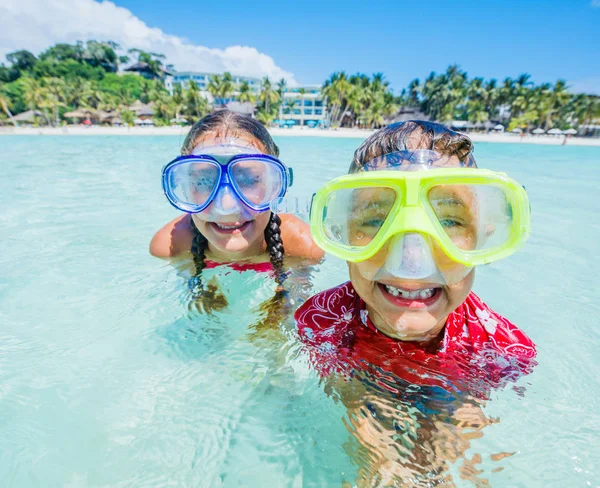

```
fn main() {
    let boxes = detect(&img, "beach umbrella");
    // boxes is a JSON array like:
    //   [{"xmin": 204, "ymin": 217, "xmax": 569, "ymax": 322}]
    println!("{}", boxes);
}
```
[
  {"xmin": 494, "ymin": 124, "xmax": 505, "ymax": 131},
  {"xmin": 141, "ymin": 119, "xmax": 154, "ymax": 125},
  {"xmin": 532, "ymin": 128, "xmax": 545, "ymax": 134},
  {"xmin": 510, "ymin": 128, "xmax": 523, "ymax": 134},
  {"xmin": 134, "ymin": 118, "xmax": 144, "ymax": 125},
  {"xmin": 547, "ymin": 128, "xmax": 562, "ymax": 135},
  {"xmin": 82, "ymin": 118, "xmax": 92, "ymax": 126},
  {"xmin": 563, "ymin": 128, "xmax": 577, "ymax": 135},
  {"xmin": 285, "ymin": 120, "xmax": 296, "ymax": 126}
]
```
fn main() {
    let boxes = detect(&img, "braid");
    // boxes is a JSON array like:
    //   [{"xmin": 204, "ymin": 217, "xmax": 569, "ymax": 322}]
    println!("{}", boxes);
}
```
[
  {"xmin": 247, "ymin": 212, "xmax": 289, "ymax": 339},
  {"xmin": 189, "ymin": 220, "xmax": 208, "ymax": 297},
  {"xmin": 264, "ymin": 212, "xmax": 286, "ymax": 286},
  {"xmin": 188, "ymin": 218, "xmax": 228, "ymax": 313}
]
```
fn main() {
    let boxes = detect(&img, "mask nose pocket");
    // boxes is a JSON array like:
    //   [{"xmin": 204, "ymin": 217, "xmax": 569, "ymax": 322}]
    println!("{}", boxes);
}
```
[
  {"xmin": 384, "ymin": 233, "xmax": 439, "ymax": 280},
  {"xmin": 212, "ymin": 184, "xmax": 244, "ymax": 216}
]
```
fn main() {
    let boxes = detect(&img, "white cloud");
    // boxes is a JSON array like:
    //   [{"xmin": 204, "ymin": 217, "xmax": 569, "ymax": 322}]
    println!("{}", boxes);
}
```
[
  {"xmin": 568, "ymin": 76, "xmax": 600, "ymax": 95},
  {"xmin": 0, "ymin": 0, "xmax": 297, "ymax": 84}
]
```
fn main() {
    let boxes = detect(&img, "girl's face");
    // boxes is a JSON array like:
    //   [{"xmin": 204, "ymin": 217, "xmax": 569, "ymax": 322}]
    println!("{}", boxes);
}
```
[
  {"xmin": 347, "ymin": 151, "xmax": 475, "ymax": 342},
  {"xmin": 190, "ymin": 133, "xmax": 272, "ymax": 260}
]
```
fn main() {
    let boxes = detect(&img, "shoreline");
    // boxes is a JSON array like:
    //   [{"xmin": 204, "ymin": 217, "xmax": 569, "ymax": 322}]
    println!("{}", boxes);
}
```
[{"xmin": 1, "ymin": 125, "xmax": 599, "ymax": 146}]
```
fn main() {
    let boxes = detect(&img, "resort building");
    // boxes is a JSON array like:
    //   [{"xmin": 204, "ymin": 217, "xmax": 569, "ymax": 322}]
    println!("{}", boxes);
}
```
[
  {"xmin": 165, "ymin": 73, "xmax": 326, "ymax": 125},
  {"xmin": 279, "ymin": 85, "xmax": 326, "ymax": 127},
  {"xmin": 165, "ymin": 72, "xmax": 261, "ymax": 98}
]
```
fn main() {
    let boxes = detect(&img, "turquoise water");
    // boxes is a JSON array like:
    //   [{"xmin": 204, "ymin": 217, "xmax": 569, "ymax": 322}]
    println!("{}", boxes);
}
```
[{"xmin": 0, "ymin": 135, "xmax": 598, "ymax": 487}]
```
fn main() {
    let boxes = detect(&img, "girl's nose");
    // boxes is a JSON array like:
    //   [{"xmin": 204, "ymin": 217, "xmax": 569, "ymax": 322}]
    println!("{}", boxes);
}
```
[{"xmin": 213, "ymin": 185, "xmax": 242, "ymax": 216}]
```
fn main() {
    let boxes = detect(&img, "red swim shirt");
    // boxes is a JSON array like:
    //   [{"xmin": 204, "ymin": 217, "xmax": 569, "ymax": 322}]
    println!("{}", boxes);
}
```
[{"xmin": 295, "ymin": 281, "xmax": 536, "ymax": 397}]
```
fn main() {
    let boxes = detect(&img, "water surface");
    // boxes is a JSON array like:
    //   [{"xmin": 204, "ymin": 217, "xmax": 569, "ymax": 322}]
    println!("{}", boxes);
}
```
[{"xmin": 0, "ymin": 135, "xmax": 598, "ymax": 486}]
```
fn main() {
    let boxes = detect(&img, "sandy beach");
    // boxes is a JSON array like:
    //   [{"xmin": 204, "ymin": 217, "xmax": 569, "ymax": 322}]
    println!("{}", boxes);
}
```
[{"xmin": 1, "ymin": 125, "xmax": 599, "ymax": 146}]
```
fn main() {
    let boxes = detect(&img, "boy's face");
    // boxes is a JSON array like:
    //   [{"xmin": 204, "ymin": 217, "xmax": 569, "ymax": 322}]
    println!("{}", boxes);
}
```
[
  {"xmin": 347, "ymin": 147, "xmax": 476, "ymax": 342},
  {"xmin": 349, "ymin": 261, "xmax": 474, "ymax": 342}
]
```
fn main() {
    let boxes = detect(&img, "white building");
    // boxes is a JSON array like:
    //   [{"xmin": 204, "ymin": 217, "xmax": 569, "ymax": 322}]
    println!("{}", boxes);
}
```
[
  {"xmin": 165, "ymin": 73, "xmax": 326, "ymax": 125},
  {"xmin": 279, "ymin": 85, "xmax": 326, "ymax": 127},
  {"xmin": 165, "ymin": 72, "xmax": 261, "ymax": 101}
]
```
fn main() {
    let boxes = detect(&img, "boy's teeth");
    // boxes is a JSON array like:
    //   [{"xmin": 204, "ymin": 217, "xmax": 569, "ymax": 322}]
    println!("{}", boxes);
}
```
[{"xmin": 383, "ymin": 285, "xmax": 435, "ymax": 300}]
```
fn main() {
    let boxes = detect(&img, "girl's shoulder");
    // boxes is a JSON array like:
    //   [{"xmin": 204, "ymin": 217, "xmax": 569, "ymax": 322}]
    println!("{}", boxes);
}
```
[
  {"xmin": 149, "ymin": 212, "xmax": 323, "ymax": 260},
  {"xmin": 279, "ymin": 213, "xmax": 324, "ymax": 261},
  {"xmin": 149, "ymin": 214, "xmax": 194, "ymax": 258}
]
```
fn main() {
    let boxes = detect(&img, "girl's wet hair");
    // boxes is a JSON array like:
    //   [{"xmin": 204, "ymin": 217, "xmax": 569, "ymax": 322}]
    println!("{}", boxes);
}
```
[
  {"xmin": 350, "ymin": 120, "xmax": 477, "ymax": 173},
  {"xmin": 182, "ymin": 109, "xmax": 279, "ymax": 157},
  {"xmin": 183, "ymin": 110, "xmax": 286, "ymax": 313}
]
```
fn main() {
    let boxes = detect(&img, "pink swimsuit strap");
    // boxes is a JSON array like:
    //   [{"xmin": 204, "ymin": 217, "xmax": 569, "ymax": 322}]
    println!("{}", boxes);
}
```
[{"xmin": 204, "ymin": 260, "xmax": 274, "ymax": 273}]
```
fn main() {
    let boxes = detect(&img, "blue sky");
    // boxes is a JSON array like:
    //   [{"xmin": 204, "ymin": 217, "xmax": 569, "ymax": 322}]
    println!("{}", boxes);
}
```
[{"xmin": 110, "ymin": 0, "xmax": 600, "ymax": 93}]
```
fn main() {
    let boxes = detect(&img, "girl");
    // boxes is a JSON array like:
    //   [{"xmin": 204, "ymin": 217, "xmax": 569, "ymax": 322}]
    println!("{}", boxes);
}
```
[
  {"xmin": 295, "ymin": 121, "xmax": 537, "ymax": 485},
  {"xmin": 150, "ymin": 110, "xmax": 323, "ymax": 307}
]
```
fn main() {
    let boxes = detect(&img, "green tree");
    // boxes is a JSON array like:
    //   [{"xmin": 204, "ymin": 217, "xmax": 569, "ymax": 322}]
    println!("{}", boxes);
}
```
[
  {"xmin": 259, "ymin": 77, "xmax": 278, "ymax": 117},
  {"xmin": 184, "ymin": 80, "xmax": 209, "ymax": 120},
  {"xmin": 238, "ymin": 80, "xmax": 255, "ymax": 104},
  {"xmin": 120, "ymin": 109, "xmax": 135, "ymax": 126},
  {"xmin": 39, "ymin": 43, "xmax": 82, "ymax": 63},
  {"xmin": 0, "ymin": 82, "xmax": 18, "ymax": 126},
  {"xmin": 7, "ymin": 50, "xmax": 37, "ymax": 74}
]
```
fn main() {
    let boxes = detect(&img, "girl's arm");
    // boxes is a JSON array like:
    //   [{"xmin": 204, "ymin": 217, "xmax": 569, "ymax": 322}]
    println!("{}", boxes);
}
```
[
  {"xmin": 149, "ymin": 214, "xmax": 194, "ymax": 258},
  {"xmin": 279, "ymin": 214, "xmax": 325, "ymax": 261}
]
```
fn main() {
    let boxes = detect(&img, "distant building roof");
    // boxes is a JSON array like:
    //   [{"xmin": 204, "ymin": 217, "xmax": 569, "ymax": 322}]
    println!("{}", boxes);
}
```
[
  {"xmin": 128, "ymin": 100, "xmax": 154, "ymax": 116},
  {"xmin": 125, "ymin": 62, "xmax": 172, "ymax": 76},
  {"xmin": 13, "ymin": 110, "xmax": 43, "ymax": 122},
  {"xmin": 385, "ymin": 107, "xmax": 430, "ymax": 124}
]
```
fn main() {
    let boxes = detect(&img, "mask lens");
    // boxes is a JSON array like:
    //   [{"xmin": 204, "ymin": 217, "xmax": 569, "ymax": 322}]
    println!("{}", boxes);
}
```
[
  {"xmin": 167, "ymin": 161, "xmax": 219, "ymax": 209},
  {"xmin": 322, "ymin": 187, "xmax": 397, "ymax": 247},
  {"xmin": 427, "ymin": 184, "xmax": 514, "ymax": 252},
  {"xmin": 230, "ymin": 159, "xmax": 283, "ymax": 207}
]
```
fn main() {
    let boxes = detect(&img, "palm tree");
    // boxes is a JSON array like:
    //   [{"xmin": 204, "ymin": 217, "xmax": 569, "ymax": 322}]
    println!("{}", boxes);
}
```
[
  {"xmin": 221, "ymin": 72, "xmax": 234, "ymax": 104},
  {"xmin": 21, "ymin": 77, "xmax": 51, "ymax": 125},
  {"xmin": 0, "ymin": 82, "xmax": 18, "ymax": 126},
  {"xmin": 171, "ymin": 84, "xmax": 185, "ymax": 121},
  {"xmin": 276, "ymin": 78, "xmax": 286, "ymax": 121},
  {"xmin": 259, "ymin": 77, "xmax": 278, "ymax": 116},
  {"xmin": 120, "ymin": 109, "xmax": 135, "ymax": 127},
  {"xmin": 256, "ymin": 107, "xmax": 275, "ymax": 126},
  {"xmin": 185, "ymin": 80, "xmax": 209, "ymax": 119},
  {"xmin": 321, "ymin": 72, "xmax": 351, "ymax": 127},
  {"xmin": 543, "ymin": 80, "xmax": 570, "ymax": 129},
  {"xmin": 238, "ymin": 80, "xmax": 255, "ymax": 104},
  {"xmin": 43, "ymin": 77, "xmax": 67, "ymax": 126},
  {"xmin": 207, "ymin": 74, "xmax": 224, "ymax": 107},
  {"xmin": 297, "ymin": 88, "xmax": 307, "ymax": 126},
  {"xmin": 284, "ymin": 98, "xmax": 297, "ymax": 115}
]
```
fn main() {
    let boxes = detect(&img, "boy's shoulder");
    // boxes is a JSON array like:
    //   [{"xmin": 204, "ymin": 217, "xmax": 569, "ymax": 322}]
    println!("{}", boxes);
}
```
[
  {"xmin": 452, "ymin": 293, "xmax": 537, "ymax": 359},
  {"xmin": 294, "ymin": 281, "xmax": 357, "ymax": 331}
]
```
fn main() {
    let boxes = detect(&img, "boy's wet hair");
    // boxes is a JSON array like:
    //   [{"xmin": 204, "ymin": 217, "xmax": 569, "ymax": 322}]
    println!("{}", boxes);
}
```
[
  {"xmin": 182, "ymin": 110, "xmax": 286, "ymax": 315},
  {"xmin": 350, "ymin": 120, "xmax": 477, "ymax": 173}
]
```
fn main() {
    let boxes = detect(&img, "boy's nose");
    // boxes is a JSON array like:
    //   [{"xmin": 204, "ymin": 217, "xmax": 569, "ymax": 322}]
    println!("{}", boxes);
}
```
[{"xmin": 387, "ymin": 233, "xmax": 438, "ymax": 279}]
